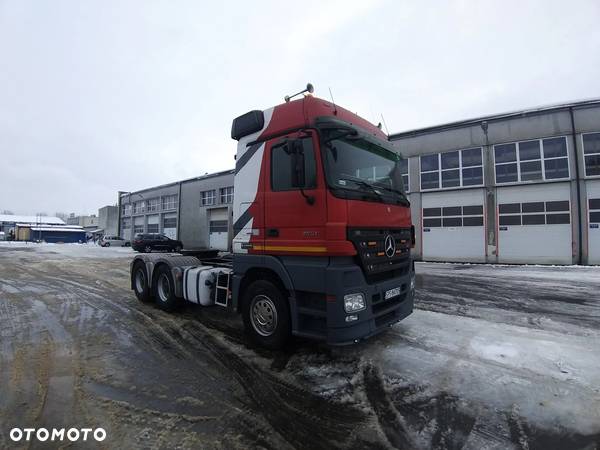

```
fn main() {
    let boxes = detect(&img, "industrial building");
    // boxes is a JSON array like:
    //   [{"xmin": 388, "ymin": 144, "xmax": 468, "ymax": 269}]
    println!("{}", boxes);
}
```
[
  {"xmin": 0, "ymin": 214, "xmax": 65, "ymax": 236},
  {"xmin": 0, "ymin": 214, "xmax": 87, "ymax": 243},
  {"xmin": 98, "ymin": 205, "xmax": 119, "ymax": 236},
  {"xmin": 390, "ymin": 98, "xmax": 600, "ymax": 265},
  {"xmin": 118, "ymin": 170, "xmax": 234, "ymax": 250},
  {"xmin": 117, "ymin": 99, "xmax": 599, "ymax": 265},
  {"xmin": 66, "ymin": 213, "xmax": 99, "ymax": 231}
]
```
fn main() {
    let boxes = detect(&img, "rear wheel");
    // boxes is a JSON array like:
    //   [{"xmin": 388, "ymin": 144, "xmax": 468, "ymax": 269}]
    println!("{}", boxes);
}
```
[
  {"xmin": 153, "ymin": 265, "xmax": 179, "ymax": 312},
  {"xmin": 174, "ymin": 245, "xmax": 182, "ymax": 252},
  {"xmin": 105, "ymin": 242, "xmax": 110, "ymax": 247},
  {"xmin": 242, "ymin": 279, "xmax": 291, "ymax": 350},
  {"xmin": 132, "ymin": 262, "xmax": 151, "ymax": 303}
]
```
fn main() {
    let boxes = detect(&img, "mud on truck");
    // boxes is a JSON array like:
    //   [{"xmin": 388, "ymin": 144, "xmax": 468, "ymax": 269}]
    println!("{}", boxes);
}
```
[{"xmin": 130, "ymin": 84, "xmax": 416, "ymax": 349}]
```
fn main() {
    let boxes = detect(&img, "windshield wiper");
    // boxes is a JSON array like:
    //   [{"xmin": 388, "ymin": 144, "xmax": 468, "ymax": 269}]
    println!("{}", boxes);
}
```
[
  {"xmin": 372, "ymin": 184, "xmax": 410, "ymax": 206},
  {"xmin": 338, "ymin": 177, "xmax": 383, "ymax": 200}
]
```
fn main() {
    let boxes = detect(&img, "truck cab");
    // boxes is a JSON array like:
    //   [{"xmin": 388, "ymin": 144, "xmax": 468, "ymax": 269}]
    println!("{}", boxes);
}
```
[
  {"xmin": 130, "ymin": 88, "xmax": 415, "ymax": 349},
  {"xmin": 230, "ymin": 94, "xmax": 414, "ymax": 347}
]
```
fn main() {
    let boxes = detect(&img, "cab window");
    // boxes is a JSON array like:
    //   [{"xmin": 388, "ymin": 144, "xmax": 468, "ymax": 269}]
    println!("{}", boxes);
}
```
[{"xmin": 271, "ymin": 137, "xmax": 317, "ymax": 191}]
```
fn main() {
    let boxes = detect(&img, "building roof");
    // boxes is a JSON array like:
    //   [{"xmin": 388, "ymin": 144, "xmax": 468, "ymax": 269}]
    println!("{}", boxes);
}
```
[
  {"xmin": 0, "ymin": 214, "xmax": 65, "ymax": 225},
  {"xmin": 389, "ymin": 97, "xmax": 600, "ymax": 140},
  {"xmin": 119, "ymin": 169, "xmax": 235, "ymax": 199}
]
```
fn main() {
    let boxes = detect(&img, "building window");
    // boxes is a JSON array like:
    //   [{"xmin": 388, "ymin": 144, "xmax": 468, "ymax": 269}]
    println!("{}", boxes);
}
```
[
  {"xmin": 422, "ymin": 204, "xmax": 484, "ymax": 228},
  {"xmin": 589, "ymin": 198, "xmax": 600, "ymax": 224},
  {"xmin": 220, "ymin": 186, "xmax": 234, "ymax": 203},
  {"xmin": 201, "ymin": 190, "xmax": 216, "ymax": 206},
  {"xmin": 583, "ymin": 132, "xmax": 600, "ymax": 177},
  {"xmin": 543, "ymin": 137, "xmax": 569, "ymax": 179},
  {"xmin": 121, "ymin": 218, "xmax": 131, "ymax": 229},
  {"xmin": 162, "ymin": 195, "xmax": 178, "ymax": 210},
  {"xmin": 121, "ymin": 204, "xmax": 132, "ymax": 216},
  {"xmin": 420, "ymin": 148, "xmax": 483, "ymax": 191},
  {"xmin": 163, "ymin": 216, "xmax": 177, "ymax": 229},
  {"xmin": 399, "ymin": 159, "xmax": 410, "ymax": 192},
  {"xmin": 209, "ymin": 220, "xmax": 228, "ymax": 233},
  {"xmin": 133, "ymin": 201, "xmax": 145, "ymax": 214},
  {"xmin": 498, "ymin": 200, "xmax": 570, "ymax": 226},
  {"xmin": 147, "ymin": 198, "xmax": 159, "ymax": 212},
  {"xmin": 494, "ymin": 137, "xmax": 569, "ymax": 184},
  {"xmin": 147, "ymin": 223, "xmax": 159, "ymax": 233}
]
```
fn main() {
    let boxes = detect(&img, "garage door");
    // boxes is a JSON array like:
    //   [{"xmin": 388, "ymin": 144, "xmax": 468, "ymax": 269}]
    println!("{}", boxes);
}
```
[
  {"xmin": 163, "ymin": 213, "xmax": 177, "ymax": 240},
  {"xmin": 497, "ymin": 183, "xmax": 572, "ymax": 264},
  {"xmin": 209, "ymin": 208, "xmax": 229, "ymax": 250},
  {"xmin": 133, "ymin": 216, "xmax": 144, "ymax": 235},
  {"xmin": 147, "ymin": 215, "xmax": 159, "ymax": 234},
  {"xmin": 422, "ymin": 189, "xmax": 486, "ymax": 262},
  {"xmin": 587, "ymin": 180, "xmax": 600, "ymax": 264}
]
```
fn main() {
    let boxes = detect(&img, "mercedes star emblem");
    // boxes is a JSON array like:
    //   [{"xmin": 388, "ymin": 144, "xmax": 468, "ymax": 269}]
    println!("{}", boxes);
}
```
[{"xmin": 384, "ymin": 234, "xmax": 396, "ymax": 258}]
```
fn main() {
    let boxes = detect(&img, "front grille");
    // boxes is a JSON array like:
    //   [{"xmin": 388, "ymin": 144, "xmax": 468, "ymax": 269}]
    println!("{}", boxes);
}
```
[{"xmin": 347, "ymin": 227, "xmax": 412, "ymax": 283}]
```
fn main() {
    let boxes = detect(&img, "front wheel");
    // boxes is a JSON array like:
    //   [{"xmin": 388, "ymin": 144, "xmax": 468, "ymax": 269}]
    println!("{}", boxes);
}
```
[
  {"xmin": 144, "ymin": 245, "xmax": 152, "ymax": 253},
  {"xmin": 174, "ymin": 245, "xmax": 182, "ymax": 252},
  {"xmin": 242, "ymin": 280, "xmax": 291, "ymax": 350},
  {"xmin": 153, "ymin": 265, "xmax": 179, "ymax": 312},
  {"xmin": 105, "ymin": 242, "xmax": 110, "ymax": 247}
]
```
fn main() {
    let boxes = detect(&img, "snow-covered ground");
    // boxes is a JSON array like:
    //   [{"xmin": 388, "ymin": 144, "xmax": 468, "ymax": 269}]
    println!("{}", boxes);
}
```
[
  {"xmin": 1, "ymin": 245, "xmax": 599, "ymax": 448},
  {"xmin": 281, "ymin": 262, "xmax": 600, "ymax": 448},
  {"xmin": 0, "ymin": 241, "xmax": 135, "ymax": 258}
]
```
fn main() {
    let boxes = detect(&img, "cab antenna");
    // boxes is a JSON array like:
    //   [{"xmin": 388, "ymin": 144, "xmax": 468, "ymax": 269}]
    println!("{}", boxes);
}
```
[
  {"xmin": 380, "ymin": 113, "xmax": 390, "ymax": 135},
  {"xmin": 328, "ymin": 87, "xmax": 338, "ymax": 115}
]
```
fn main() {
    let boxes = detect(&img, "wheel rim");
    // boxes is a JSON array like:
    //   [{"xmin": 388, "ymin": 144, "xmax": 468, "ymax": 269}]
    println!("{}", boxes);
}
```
[
  {"xmin": 135, "ymin": 269, "xmax": 145, "ymax": 293},
  {"xmin": 157, "ymin": 274, "xmax": 170, "ymax": 303},
  {"xmin": 145, "ymin": 246, "xmax": 152, "ymax": 252},
  {"xmin": 175, "ymin": 246, "xmax": 181, "ymax": 252},
  {"xmin": 250, "ymin": 295, "xmax": 278, "ymax": 337}
]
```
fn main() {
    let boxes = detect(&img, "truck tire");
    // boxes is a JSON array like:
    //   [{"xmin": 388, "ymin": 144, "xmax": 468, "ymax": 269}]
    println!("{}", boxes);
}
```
[
  {"xmin": 132, "ymin": 262, "xmax": 152, "ymax": 303},
  {"xmin": 153, "ymin": 265, "xmax": 179, "ymax": 312},
  {"xmin": 242, "ymin": 279, "xmax": 291, "ymax": 350}
]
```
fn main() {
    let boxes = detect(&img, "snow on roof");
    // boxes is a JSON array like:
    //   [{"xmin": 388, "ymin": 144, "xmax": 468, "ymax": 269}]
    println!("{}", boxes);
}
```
[
  {"xmin": 0, "ymin": 214, "xmax": 65, "ymax": 225},
  {"xmin": 16, "ymin": 223, "xmax": 82, "ymax": 229},
  {"xmin": 29, "ymin": 227, "xmax": 87, "ymax": 233}
]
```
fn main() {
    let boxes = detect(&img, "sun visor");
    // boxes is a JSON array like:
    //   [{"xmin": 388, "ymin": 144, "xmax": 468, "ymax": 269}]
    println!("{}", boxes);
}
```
[{"xmin": 314, "ymin": 116, "xmax": 399, "ymax": 156}]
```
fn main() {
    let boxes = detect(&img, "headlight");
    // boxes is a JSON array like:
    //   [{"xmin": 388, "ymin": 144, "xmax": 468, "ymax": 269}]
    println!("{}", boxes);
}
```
[
  {"xmin": 344, "ymin": 293, "xmax": 365, "ymax": 313},
  {"xmin": 410, "ymin": 276, "xmax": 415, "ymax": 291}
]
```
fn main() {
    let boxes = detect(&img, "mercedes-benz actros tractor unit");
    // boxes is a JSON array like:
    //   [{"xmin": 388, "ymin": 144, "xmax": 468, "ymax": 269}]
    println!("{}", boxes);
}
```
[{"xmin": 130, "ymin": 85, "xmax": 415, "ymax": 349}]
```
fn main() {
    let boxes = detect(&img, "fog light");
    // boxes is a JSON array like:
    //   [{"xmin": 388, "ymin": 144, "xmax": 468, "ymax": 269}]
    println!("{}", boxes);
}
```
[
  {"xmin": 345, "ymin": 314, "xmax": 358, "ymax": 322},
  {"xmin": 344, "ymin": 293, "xmax": 365, "ymax": 313}
]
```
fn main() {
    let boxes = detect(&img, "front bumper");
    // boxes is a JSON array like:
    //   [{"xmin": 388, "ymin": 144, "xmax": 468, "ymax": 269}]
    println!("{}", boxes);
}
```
[{"xmin": 292, "ymin": 258, "xmax": 414, "ymax": 345}]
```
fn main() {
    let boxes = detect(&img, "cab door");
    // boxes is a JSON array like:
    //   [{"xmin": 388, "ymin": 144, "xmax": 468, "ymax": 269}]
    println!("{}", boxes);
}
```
[{"xmin": 263, "ymin": 131, "xmax": 327, "ymax": 255}]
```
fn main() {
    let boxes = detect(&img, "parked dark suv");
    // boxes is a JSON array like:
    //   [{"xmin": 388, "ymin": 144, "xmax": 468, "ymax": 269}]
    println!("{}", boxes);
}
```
[{"xmin": 132, "ymin": 233, "xmax": 184, "ymax": 253}]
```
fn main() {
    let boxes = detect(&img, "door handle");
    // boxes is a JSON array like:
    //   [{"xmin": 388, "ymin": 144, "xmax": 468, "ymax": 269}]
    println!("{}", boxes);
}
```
[{"xmin": 267, "ymin": 228, "xmax": 279, "ymax": 237}]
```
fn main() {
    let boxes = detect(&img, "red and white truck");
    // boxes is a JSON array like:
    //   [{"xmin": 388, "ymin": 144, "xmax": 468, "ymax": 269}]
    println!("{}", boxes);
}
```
[{"xmin": 130, "ymin": 85, "xmax": 415, "ymax": 349}]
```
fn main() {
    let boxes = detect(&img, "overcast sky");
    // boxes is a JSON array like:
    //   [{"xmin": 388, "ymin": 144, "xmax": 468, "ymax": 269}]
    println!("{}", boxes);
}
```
[{"xmin": 1, "ymin": 0, "xmax": 599, "ymax": 216}]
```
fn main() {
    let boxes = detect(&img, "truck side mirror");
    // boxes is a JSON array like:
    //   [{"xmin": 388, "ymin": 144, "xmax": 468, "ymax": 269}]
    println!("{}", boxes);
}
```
[{"xmin": 288, "ymin": 140, "xmax": 306, "ymax": 188}]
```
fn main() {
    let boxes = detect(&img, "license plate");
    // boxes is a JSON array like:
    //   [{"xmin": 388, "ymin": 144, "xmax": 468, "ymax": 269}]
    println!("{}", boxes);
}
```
[{"xmin": 385, "ymin": 287, "xmax": 401, "ymax": 300}]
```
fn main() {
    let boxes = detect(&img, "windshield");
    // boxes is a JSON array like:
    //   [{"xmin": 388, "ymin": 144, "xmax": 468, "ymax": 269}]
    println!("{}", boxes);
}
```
[{"xmin": 321, "ymin": 129, "xmax": 408, "ymax": 204}]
